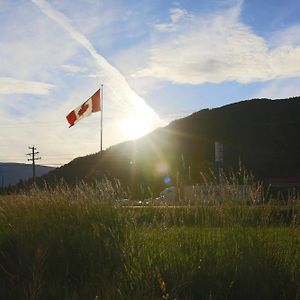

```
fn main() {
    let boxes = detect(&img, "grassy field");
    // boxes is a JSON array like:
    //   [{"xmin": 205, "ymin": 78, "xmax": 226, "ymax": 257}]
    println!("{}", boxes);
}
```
[{"xmin": 0, "ymin": 182, "xmax": 299, "ymax": 299}]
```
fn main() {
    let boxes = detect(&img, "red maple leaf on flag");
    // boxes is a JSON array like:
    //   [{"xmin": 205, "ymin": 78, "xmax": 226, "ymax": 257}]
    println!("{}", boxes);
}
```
[
  {"xmin": 66, "ymin": 89, "xmax": 100, "ymax": 127},
  {"xmin": 78, "ymin": 103, "xmax": 89, "ymax": 116}
]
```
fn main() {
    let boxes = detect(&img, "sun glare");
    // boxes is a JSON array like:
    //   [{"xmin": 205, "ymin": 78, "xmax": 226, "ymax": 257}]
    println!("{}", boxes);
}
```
[{"xmin": 120, "ymin": 114, "xmax": 154, "ymax": 140}]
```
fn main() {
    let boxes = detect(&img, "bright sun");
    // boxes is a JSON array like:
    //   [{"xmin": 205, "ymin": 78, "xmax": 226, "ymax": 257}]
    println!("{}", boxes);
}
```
[{"xmin": 120, "ymin": 115, "xmax": 153, "ymax": 140}]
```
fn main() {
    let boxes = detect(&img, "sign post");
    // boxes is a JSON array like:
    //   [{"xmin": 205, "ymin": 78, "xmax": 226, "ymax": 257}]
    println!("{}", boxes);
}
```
[{"xmin": 214, "ymin": 141, "xmax": 223, "ymax": 185}]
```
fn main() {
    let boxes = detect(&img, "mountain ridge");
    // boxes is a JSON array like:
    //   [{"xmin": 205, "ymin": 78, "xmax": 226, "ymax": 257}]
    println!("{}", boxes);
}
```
[
  {"xmin": 14, "ymin": 96, "xmax": 300, "ymax": 196},
  {"xmin": 0, "ymin": 163, "xmax": 54, "ymax": 187}
]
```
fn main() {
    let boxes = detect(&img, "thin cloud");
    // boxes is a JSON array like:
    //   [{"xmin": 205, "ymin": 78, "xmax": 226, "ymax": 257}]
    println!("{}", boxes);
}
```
[
  {"xmin": 31, "ymin": 0, "xmax": 165, "ymax": 129},
  {"xmin": 62, "ymin": 64, "xmax": 87, "ymax": 74},
  {"xmin": 270, "ymin": 24, "xmax": 300, "ymax": 47},
  {"xmin": 0, "ymin": 77, "xmax": 54, "ymax": 95},
  {"xmin": 255, "ymin": 78, "xmax": 300, "ymax": 99},
  {"xmin": 154, "ymin": 8, "xmax": 191, "ymax": 32},
  {"xmin": 136, "ymin": 3, "xmax": 300, "ymax": 84}
]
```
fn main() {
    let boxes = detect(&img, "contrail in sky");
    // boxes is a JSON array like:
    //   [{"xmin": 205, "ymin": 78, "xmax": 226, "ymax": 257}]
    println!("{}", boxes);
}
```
[{"xmin": 31, "ymin": 0, "xmax": 164, "ymax": 126}]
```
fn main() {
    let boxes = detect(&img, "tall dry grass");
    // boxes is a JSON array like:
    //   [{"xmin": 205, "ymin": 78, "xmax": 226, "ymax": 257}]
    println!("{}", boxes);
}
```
[{"xmin": 0, "ymin": 178, "xmax": 299, "ymax": 299}]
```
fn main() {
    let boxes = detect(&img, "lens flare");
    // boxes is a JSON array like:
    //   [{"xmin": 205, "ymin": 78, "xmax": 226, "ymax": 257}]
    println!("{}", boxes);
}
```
[{"xmin": 155, "ymin": 161, "xmax": 169, "ymax": 175}]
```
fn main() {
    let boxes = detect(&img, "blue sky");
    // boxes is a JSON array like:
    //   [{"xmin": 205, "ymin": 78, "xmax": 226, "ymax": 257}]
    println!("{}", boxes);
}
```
[{"xmin": 0, "ymin": 0, "xmax": 300, "ymax": 166}]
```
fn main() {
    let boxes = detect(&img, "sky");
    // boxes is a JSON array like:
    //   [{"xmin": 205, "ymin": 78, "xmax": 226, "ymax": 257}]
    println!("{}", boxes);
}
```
[{"xmin": 0, "ymin": 0, "xmax": 300, "ymax": 166}]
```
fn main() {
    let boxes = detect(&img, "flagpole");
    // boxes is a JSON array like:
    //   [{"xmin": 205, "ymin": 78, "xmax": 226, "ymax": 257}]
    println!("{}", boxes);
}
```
[{"xmin": 100, "ymin": 84, "xmax": 103, "ymax": 154}]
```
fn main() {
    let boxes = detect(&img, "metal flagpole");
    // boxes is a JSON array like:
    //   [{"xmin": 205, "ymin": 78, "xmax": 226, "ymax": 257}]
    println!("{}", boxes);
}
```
[{"xmin": 100, "ymin": 84, "xmax": 103, "ymax": 154}]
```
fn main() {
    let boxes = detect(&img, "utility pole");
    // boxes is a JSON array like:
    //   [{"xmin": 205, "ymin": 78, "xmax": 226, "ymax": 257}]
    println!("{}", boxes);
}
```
[{"xmin": 26, "ymin": 146, "xmax": 41, "ymax": 183}]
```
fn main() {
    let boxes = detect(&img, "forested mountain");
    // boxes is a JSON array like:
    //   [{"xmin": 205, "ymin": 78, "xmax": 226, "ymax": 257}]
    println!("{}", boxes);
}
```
[{"xmin": 35, "ymin": 97, "xmax": 300, "ymax": 197}]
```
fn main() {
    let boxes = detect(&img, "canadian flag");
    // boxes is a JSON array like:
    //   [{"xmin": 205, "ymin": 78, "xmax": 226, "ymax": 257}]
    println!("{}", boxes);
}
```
[{"xmin": 66, "ymin": 89, "xmax": 101, "ymax": 127}]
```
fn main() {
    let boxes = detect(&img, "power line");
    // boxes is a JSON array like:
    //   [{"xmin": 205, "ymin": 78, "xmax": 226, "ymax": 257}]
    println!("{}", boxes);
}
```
[
  {"xmin": 0, "ymin": 116, "xmax": 115, "ymax": 128},
  {"xmin": 0, "ymin": 120, "xmax": 62, "ymax": 125},
  {"xmin": 0, "ymin": 153, "xmax": 79, "ymax": 157},
  {"xmin": 0, "ymin": 150, "xmax": 97, "ymax": 166}
]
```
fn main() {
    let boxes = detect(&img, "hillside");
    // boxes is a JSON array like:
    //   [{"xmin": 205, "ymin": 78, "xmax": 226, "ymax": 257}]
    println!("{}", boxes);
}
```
[
  {"xmin": 0, "ymin": 163, "xmax": 54, "ymax": 187},
  {"xmin": 37, "ymin": 97, "xmax": 300, "ymax": 196}
]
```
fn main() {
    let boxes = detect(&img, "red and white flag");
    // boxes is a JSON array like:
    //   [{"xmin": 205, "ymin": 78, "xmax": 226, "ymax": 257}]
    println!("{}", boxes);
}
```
[{"xmin": 66, "ymin": 89, "xmax": 101, "ymax": 127}]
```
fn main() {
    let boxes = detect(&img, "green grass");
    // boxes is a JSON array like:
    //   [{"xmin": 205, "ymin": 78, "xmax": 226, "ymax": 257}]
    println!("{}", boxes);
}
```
[
  {"xmin": 0, "ymin": 183, "xmax": 299, "ymax": 299},
  {"xmin": 120, "ymin": 226, "xmax": 299, "ymax": 299}
]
